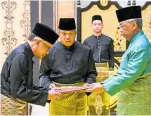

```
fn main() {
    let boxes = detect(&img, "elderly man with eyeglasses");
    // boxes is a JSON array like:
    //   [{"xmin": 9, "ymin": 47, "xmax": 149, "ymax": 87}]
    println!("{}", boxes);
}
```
[
  {"xmin": 1, "ymin": 23, "xmax": 61, "ymax": 115},
  {"xmin": 87, "ymin": 6, "xmax": 151, "ymax": 115}
]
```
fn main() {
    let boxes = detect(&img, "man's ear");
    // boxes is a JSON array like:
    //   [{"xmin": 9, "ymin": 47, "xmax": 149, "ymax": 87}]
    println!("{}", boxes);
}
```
[
  {"xmin": 132, "ymin": 21, "xmax": 137, "ymax": 30},
  {"xmin": 101, "ymin": 23, "xmax": 104, "ymax": 28}
]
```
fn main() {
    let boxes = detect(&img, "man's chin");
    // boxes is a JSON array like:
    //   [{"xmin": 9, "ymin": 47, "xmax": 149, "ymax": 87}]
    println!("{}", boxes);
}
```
[
  {"xmin": 63, "ymin": 43, "xmax": 74, "ymax": 47},
  {"xmin": 94, "ymin": 31, "xmax": 101, "ymax": 33}
]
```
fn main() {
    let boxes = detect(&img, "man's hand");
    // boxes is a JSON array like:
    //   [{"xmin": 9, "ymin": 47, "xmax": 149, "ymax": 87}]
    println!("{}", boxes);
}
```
[
  {"xmin": 48, "ymin": 88, "xmax": 61, "ymax": 100},
  {"xmin": 49, "ymin": 83, "xmax": 56, "ymax": 88},
  {"xmin": 85, "ymin": 83, "xmax": 91, "ymax": 88},
  {"xmin": 86, "ymin": 83, "xmax": 105, "ymax": 93}
]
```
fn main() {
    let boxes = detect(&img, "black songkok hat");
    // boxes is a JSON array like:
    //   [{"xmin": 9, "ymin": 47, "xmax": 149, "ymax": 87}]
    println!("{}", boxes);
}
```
[
  {"xmin": 116, "ymin": 6, "xmax": 142, "ymax": 22},
  {"xmin": 92, "ymin": 15, "xmax": 102, "ymax": 22},
  {"xmin": 32, "ymin": 23, "xmax": 59, "ymax": 44},
  {"xmin": 59, "ymin": 18, "xmax": 76, "ymax": 30}
]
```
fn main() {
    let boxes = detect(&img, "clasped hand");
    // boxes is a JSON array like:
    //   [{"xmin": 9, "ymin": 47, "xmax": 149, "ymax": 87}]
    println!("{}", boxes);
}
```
[{"xmin": 85, "ymin": 83, "xmax": 105, "ymax": 93}]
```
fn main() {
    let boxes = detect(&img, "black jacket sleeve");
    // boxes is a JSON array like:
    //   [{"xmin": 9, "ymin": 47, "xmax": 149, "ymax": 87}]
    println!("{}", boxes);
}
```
[
  {"xmin": 10, "ymin": 55, "xmax": 48, "ymax": 106},
  {"xmin": 83, "ymin": 39, "xmax": 89, "ymax": 47},
  {"xmin": 86, "ymin": 49, "xmax": 97, "ymax": 84},
  {"xmin": 39, "ymin": 55, "xmax": 52, "ymax": 89},
  {"xmin": 109, "ymin": 38, "xmax": 114, "ymax": 68}
]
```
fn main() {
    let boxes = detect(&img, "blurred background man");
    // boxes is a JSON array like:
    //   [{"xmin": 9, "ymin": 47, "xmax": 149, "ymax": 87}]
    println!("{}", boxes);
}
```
[{"xmin": 83, "ymin": 15, "xmax": 114, "ymax": 70}]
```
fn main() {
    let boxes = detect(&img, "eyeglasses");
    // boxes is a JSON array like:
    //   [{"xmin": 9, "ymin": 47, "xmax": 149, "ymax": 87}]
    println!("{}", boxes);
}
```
[
  {"xmin": 119, "ymin": 20, "xmax": 134, "ymax": 29},
  {"xmin": 40, "ymin": 40, "xmax": 50, "ymax": 51}
]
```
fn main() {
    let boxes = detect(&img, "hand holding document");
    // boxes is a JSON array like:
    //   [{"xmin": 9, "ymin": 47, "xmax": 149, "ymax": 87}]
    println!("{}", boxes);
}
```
[
  {"xmin": 86, "ymin": 83, "xmax": 105, "ymax": 93},
  {"xmin": 48, "ymin": 88, "xmax": 62, "ymax": 100},
  {"xmin": 48, "ymin": 82, "xmax": 96, "ymax": 94},
  {"xmin": 52, "ymin": 85, "xmax": 90, "ymax": 93}
]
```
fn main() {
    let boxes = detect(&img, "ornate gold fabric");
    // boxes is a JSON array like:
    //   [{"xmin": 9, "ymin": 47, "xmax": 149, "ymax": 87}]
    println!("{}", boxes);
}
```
[
  {"xmin": 1, "ymin": 94, "xmax": 27, "ymax": 115},
  {"xmin": 49, "ymin": 82, "xmax": 87, "ymax": 115}
]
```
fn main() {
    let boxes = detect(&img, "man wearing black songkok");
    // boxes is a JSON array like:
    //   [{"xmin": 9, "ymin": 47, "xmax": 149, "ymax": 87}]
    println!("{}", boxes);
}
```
[
  {"xmin": 1, "ymin": 23, "xmax": 60, "ymax": 115},
  {"xmin": 40, "ymin": 18, "xmax": 97, "ymax": 115},
  {"xmin": 87, "ymin": 6, "xmax": 151, "ymax": 115},
  {"xmin": 83, "ymin": 15, "xmax": 114, "ymax": 69}
]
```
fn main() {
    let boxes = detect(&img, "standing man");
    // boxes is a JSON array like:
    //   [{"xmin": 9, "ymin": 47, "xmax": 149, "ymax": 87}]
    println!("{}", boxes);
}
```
[
  {"xmin": 1, "ymin": 23, "xmax": 60, "ymax": 115},
  {"xmin": 40, "ymin": 18, "xmax": 97, "ymax": 115},
  {"xmin": 87, "ymin": 6, "xmax": 151, "ymax": 115},
  {"xmin": 83, "ymin": 15, "xmax": 114, "ymax": 69}
]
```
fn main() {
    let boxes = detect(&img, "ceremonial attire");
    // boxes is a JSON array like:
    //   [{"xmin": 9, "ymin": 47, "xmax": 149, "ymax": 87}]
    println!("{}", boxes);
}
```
[
  {"xmin": 1, "ymin": 42, "xmax": 48, "ymax": 115},
  {"xmin": 0, "ymin": 23, "xmax": 58, "ymax": 115},
  {"xmin": 40, "ymin": 41, "xmax": 97, "ymax": 115},
  {"xmin": 83, "ymin": 34, "xmax": 114, "ymax": 68},
  {"xmin": 103, "ymin": 31, "xmax": 151, "ymax": 115}
]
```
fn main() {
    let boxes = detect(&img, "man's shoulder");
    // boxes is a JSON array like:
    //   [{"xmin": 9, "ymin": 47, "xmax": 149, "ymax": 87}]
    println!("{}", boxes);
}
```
[
  {"xmin": 101, "ymin": 34, "xmax": 113, "ymax": 43},
  {"xmin": 85, "ymin": 35, "xmax": 94, "ymax": 40},
  {"xmin": 52, "ymin": 41, "xmax": 61, "ymax": 47},
  {"xmin": 141, "ymin": 35, "xmax": 150, "ymax": 46},
  {"xmin": 6, "ymin": 44, "xmax": 28, "ymax": 64},
  {"xmin": 134, "ymin": 35, "xmax": 151, "ymax": 49},
  {"xmin": 102, "ymin": 34, "xmax": 112, "ymax": 40},
  {"xmin": 83, "ymin": 35, "xmax": 95, "ymax": 44},
  {"xmin": 50, "ymin": 42, "xmax": 62, "ymax": 50},
  {"xmin": 75, "ymin": 41, "xmax": 91, "ymax": 51},
  {"xmin": 10, "ymin": 44, "xmax": 27, "ymax": 57}
]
